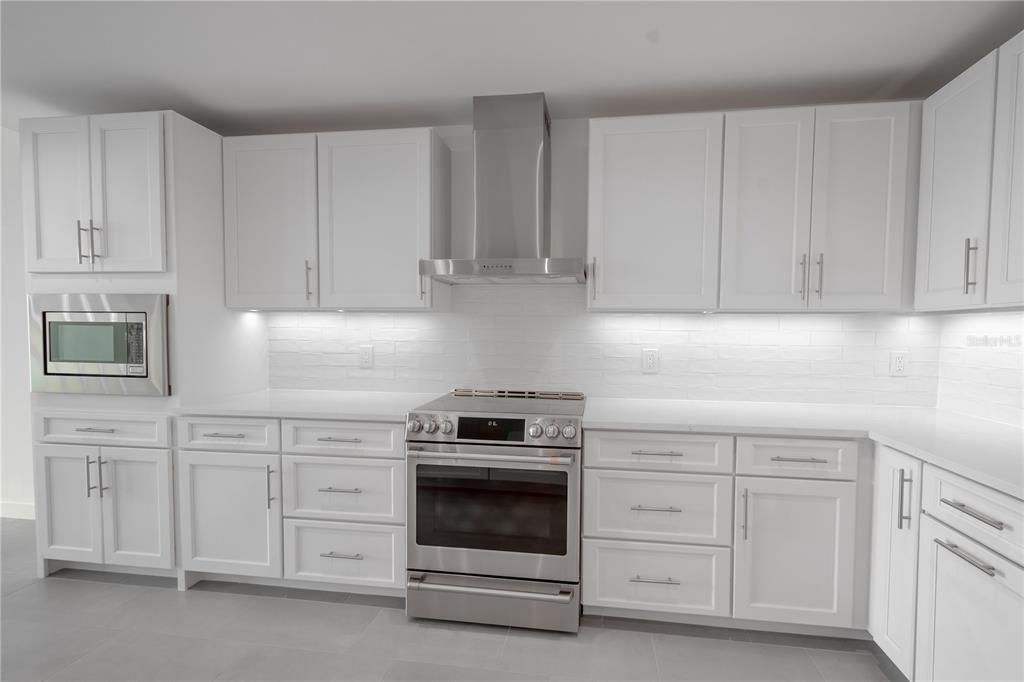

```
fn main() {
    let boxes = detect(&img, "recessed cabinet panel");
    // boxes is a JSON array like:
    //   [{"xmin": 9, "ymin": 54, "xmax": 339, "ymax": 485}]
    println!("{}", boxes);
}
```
[
  {"xmin": 282, "ymin": 455, "xmax": 404, "ymax": 524},
  {"xmin": 99, "ymin": 448, "xmax": 173, "ymax": 569},
  {"xmin": 284, "ymin": 519, "xmax": 404, "ymax": 588},
  {"xmin": 34, "ymin": 444, "xmax": 103, "ymax": 563}
]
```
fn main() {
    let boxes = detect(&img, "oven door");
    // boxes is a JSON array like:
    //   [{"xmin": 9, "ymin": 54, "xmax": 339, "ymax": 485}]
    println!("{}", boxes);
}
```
[
  {"xmin": 407, "ymin": 443, "xmax": 580, "ymax": 583},
  {"xmin": 43, "ymin": 311, "xmax": 147, "ymax": 378}
]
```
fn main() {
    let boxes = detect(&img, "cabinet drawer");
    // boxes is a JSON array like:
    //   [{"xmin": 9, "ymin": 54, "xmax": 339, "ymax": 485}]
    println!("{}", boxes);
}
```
[
  {"xmin": 177, "ymin": 417, "xmax": 280, "ymax": 452},
  {"xmin": 36, "ymin": 412, "xmax": 169, "ymax": 448},
  {"xmin": 282, "ymin": 420, "xmax": 403, "ymax": 458},
  {"xmin": 284, "ymin": 519, "xmax": 404, "ymax": 588},
  {"xmin": 584, "ymin": 470, "xmax": 732, "ymax": 545},
  {"xmin": 282, "ymin": 456, "xmax": 404, "ymax": 523},
  {"xmin": 736, "ymin": 437, "xmax": 858, "ymax": 480},
  {"xmin": 922, "ymin": 464, "xmax": 1024, "ymax": 565},
  {"xmin": 584, "ymin": 431, "xmax": 734, "ymax": 474},
  {"xmin": 582, "ymin": 539, "xmax": 731, "ymax": 616}
]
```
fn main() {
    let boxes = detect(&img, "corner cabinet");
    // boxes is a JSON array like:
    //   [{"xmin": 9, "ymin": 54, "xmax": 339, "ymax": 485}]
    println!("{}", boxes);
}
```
[
  {"xmin": 588, "ymin": 113, "xmax": 723, "ymax": 311},
  {"xmin": 22, "ymin": 111, "xmax": 166, "ymax": 273}
]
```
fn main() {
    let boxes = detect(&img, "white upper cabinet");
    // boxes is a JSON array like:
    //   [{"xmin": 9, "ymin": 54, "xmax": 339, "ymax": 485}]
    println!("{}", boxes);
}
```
[
  {"xmin": 588, "ymin": 113, "xmax": 723, "ymax": 311},
  {"xmin": 318, "ymin": 128, "xmax": 441, "ymax": 309},
  {"xmin": 987, "ymin": 31, "xmax": 1024, "ymax": 305},
  {"xmin": 223, "ymin": 134, "xmax": 319, "ymax": 309},
  {"xmin": 916, "ymin": 51, "xmax": 998, "ymax": 309},
  {"xmin": 809, "ymin": 102, "xmax": 913, "ymax": 310},
  {"xmin": 720, "ymin": 108, "xmax": 814, "ymax": 310}
]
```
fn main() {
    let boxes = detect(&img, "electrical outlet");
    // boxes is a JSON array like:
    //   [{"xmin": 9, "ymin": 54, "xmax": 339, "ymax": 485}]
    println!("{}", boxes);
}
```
[
  {"xmin": 641, "ymin": 348, "xmax": 661, "ymax": 374},
  {"xmin": 358, "ymin": 344, "xmax": 374, "ymax": 369},
  {"xmin": 889, "ymin": 351, "xmax": 908, "ymax": 377}
]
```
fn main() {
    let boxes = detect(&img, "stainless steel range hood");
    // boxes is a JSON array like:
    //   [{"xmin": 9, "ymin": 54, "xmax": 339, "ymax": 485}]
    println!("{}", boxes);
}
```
[{"xmin": 420, "ymin": 93, "xmax": 586, "ymax": 284}]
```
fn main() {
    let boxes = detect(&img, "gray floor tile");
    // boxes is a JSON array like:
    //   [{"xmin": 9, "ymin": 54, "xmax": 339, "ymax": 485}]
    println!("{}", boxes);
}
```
[
  {"xmin": 0, "ymin": 619, "xmax": 120, "ymax": 681},
  {"xmin": 216, "ymin": 644, "xmax": 390, "ymax": 681},
  {"xmin": 48, "ymin": 630, "xmax": 257, "ymax": 681},
  {"xmin": 0, "ymin": 576, "xmax": 144, "ymax": 630},
  {"xmin": 1, "ymin": 570, "xmax": 39, "ymax": 597},
  {"xmin": 500, "ymin": 623, "xmax": 658, "ymax": 681},
  {"xmin": 653, "ymin": 634, "xmax": 823, "ymax": 681},
  {"xmin": 350, "ymin": 609, "xmax": 510, "ymax": 671},
  {"xmin": 806, "ymin": 649, "xmax": 891, "ymax": 682},
  {"xmin": 383, "ymin": 660, "xmax": 546, "ymax": 681},
  {"xmin": 206, "ymin": 593, "xmax": 381, "ymax": 651},
  {"xmin": 102, "ymin": 585, "xmax": 251, "ymax": 637}
]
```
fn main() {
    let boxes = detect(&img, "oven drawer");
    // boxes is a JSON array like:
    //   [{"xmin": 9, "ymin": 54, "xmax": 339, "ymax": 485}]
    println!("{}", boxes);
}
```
[
  {"xmin": 284, "ymin": 519, "xmax": 404, "ymax": 588},
  {"xmin": 35, "ymin": 412, "xmax": 170, "ymax": 448},
  {"xmin": 582, "ymin": 539, "xmax": 731, "ymax": 617},
  {"xmin": 736, "ymin": 437, "xmax": 858, "ymax": 480},
  {"xmin": 177, "ymin": 417, "xmax": 280, "ymax": 452},
  {"xmin": 282, "ymin": 420, "xmax": 403, "ymax": 458},
  {"xmin": 583, "ymin": 470, "xmax": 733, "ymax": 545},
  {"xmin": 922, "ymin": 464, "xmax": 1023, "ymax": 565},
  {"xmin": 282, "ymin": 455, "xmax": 404, "ymax": 523},
  {"xmin": 584, "ymin": 431, "xmax": 734, "ymax": 474}
]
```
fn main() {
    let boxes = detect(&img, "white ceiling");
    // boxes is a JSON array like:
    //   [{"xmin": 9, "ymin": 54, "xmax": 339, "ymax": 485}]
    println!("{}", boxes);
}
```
[{"xmin": 3, "ymin": 1, "xmax": 1023, "ymax": 134}]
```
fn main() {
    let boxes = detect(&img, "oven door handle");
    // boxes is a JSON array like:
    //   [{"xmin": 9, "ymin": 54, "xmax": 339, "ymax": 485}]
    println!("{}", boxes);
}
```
[
  {"xmin": 407, "ymin": 577, "xmax": 574, "ymax": 604},
  {"xmin": 406, "ymin": 451, "xmax": 575, "ymax": 466}
]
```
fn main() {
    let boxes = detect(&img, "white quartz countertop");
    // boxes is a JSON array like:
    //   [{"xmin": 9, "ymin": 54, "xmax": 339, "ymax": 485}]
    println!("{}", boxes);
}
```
[
  {"xmin": 585, "ymin": 398, "xmax": 1024, "ymax": 501},
  {"xmin": 177, "ymin": 389, "xmax": 437, "ymax": 422}
]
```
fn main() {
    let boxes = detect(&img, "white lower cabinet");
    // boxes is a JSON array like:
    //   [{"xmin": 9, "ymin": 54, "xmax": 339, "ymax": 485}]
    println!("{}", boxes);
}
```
[
  {"xmin": 178, "ymin": 450, "xmax": 283, "ymax": 578},
  {"xmin": 35, "ymin": 444, "xmax": 104, "ymax": 563},
  {"xmin": 284, "ymin": 519, "xmax": 404, "ymax": 588},
  {"xmin": 282, "ymin": 455, "xmax": 404, "ymax": 524},
  {"xmin": 733, "ymin": 476, "xmax": 856, "ymax": 627},
  {"xmin": 915, "ymin": 514, "xmax": 1024, "ymax": 682},
  {"xmin": 868, "ymin": 447, "xmax": 922, "ymax": 679},
  {"xmin": 582, "ymin": 539, "xmax": 731, "ymax": 617}
]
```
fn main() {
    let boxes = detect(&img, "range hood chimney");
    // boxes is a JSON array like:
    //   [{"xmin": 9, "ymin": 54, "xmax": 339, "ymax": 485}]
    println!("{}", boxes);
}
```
[{"xmin": 420, "ymin": 93, "xmax": 586, "ymax": 284}]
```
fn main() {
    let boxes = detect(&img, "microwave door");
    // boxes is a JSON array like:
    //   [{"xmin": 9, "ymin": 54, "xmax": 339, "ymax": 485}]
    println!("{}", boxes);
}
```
[{"xmin": 44, "ymin": 311, "xmax": 131, "ymax": 377}]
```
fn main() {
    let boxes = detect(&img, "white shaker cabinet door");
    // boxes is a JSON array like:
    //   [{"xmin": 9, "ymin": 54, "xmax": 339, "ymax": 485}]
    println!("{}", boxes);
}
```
[
  {"xmin": 318, "ymin": 128, "xmax": 434, "ymax": 309},
  {"xmin": 916, "ymin": 51, "xmax": 998, "ymax": 310},
  {"xmin": 987, "ymin": 31, "xmax": 1024, "ymax": 306},
  {"xmin": 719, "ymin": 107, "xmax": 814, "ymax": 310},
  {"xmin": 34, "ymin": 444, "xmax": 103, "ymax": 563},
  {"xmin": 87, "ymin": 112, "xmax": 165, "ymax": 272},
  {"xmin": 224, "ymin": 134, "xmax": 319, "ymax": 309},
  {"xmin": 809, "ymin": 102, "xmax": 913, "ymax": 310},
  {"xmin": 588, "ymin": 113, "xmax": 723, "ymax": 311},
  {"xmin": 868, "ymin": 446, "xmax": 922, "ymax": 680},
  {"xmin": 733, "ymin": 476, "xmax": 856, "ymax": 627},
  {"xmin": 178, "ymin": 451, "xmax": 283, "ymax": 578},
  {"xmin": 21, "ymin": 116, "xmax": 92, "ymax": 272},
  {"xmin": 99, "ymin": 448, "xmax": 174, "ymax": 569}
]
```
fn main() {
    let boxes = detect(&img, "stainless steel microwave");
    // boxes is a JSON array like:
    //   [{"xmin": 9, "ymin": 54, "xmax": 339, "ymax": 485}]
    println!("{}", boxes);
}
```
[{"xmin": 29, "ymin": 294, "xmax": 169, "ymax": 396}]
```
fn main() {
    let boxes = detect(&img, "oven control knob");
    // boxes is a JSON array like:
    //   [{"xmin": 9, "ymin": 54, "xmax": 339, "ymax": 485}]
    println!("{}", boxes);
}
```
[
  {"xmin": 545, "ymin": 424, "xmax": 560, "ymax": 439},
  {"xmin": 561, "ymin": 425, "xmax": 578, "ymax": 440},
  {"xmin": 406, "ymin": 419, "xmax": 423, "ymax": 433},
  {"xmin": 423, "ymin": 420, "xmax": 439, "ymax": 434},
  {"xmin": 528, "ymin": 423, "xmax": 544, "ymax": 439},
  {"xmin": 440, "ymin": 420, "xmax": 454, "ymax": 435}
]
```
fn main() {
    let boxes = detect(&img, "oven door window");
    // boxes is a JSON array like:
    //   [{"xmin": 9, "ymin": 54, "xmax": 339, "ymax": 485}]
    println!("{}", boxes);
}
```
[
  {"xmin": 416, "ymin": 464, "xmax": 568, "ymax": 555},
  {"xmin": 48, "ymin": 321, "xmax": 130, "ymax": 364}
]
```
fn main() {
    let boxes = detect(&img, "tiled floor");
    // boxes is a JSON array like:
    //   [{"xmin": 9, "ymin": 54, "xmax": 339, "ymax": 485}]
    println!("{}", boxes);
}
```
[{"xmin": 1, "ymin": 519, "xmax": 894, "ymax": 681}]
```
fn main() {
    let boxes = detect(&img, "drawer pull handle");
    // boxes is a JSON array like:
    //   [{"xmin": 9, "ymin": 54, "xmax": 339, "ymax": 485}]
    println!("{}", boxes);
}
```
[
  {"xmin": 630, "ymin": 575, "xmax": 680, "ymax": 585},
  {"xmin": 935, "ymin": 539, "xmax": 996, "ymax": 576},
  {"xmin": 631, "ymin": 450, "xmax": 684, "ymax": 457},
  {"xmin": 939, "ymin": 498, "xmax": 1006, "ymax": 530},
  {"xmin": 203, "ymin": 432, "xmax": 246, "ymax": 439},
  {"xmin": 317, "ymin": 437, "xmax": 363, "ymax": 443},
  {"xmin": 320, "ymin": 551, "xmax": 363, "ymax": 561},
  {"xmin": 318, "ymin": 487, "xmax": 363, "ymax": 494},
  {"xmin": 631, "ymin": 505, "xmax": 682, "ymax": 513},
  {"xmin": 770, "ymin": 456, "xmax": 828, "ymax": 464},
  {"xmin": 76, "ymin": 427, "xmax": 116, "ymax": 434}
]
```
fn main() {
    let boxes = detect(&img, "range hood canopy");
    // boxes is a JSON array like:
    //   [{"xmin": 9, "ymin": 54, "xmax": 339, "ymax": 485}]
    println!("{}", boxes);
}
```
[{"xmin": 420, "ymin": 92, "xmax": 585, "ymax": 284}]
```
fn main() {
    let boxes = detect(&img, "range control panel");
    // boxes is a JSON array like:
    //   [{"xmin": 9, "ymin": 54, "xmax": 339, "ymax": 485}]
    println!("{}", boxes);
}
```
[{"xmin": 405, "ymin": 413, "xmax": 582, "ymax": 448}]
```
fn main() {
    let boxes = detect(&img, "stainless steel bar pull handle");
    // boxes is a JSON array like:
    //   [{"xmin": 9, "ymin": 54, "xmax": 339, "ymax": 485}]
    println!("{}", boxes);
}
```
[
  {"xmin": 631, "ymin": 505, "xmax": 682, "ymax": 513},
  {"xmin": 963, "ymin": 238, "xmax": 979, "ymax": 294},
  {"xmin": 419, "ymin": 275, "xmax": 426, "ymax": 301},
  {"xmin": 770, "ymin": 456, "xmax": 828, "ymax": 464},
  {"xmin": 305, "ymin": 259, "xmax": 313, "ymax": 300},
  {"xmin": 742, "ymin": 488, "xmax": 749, "ymax": 541},
  {"xmin": 318, "ymin": 487, "xmax": 362, "ymax": 494},
  {"xmin": 76, "ymin": 427, "xmax": 116, "ymax": 434},
  {"xmin": 407, "ymin": 577, "xmax": 574, "ymax": 604},
  {"xmin": 320, "ymin": 551, "xmax": 363, "ymax": 560},
  {"xmin": 798, "ymin": 253, "xmax": 808, "ymax": 300},
  {"xmin": 631, "ymin": 450, "xmax": 684, "ymax": 457},
  {"xmin": 203, "ymin": 432, "xmax": 246, "ymax": 439},
  {"xmin": 814, "ymin": 253, "xmax": 824, "ymax": 299},
  {"xmin": 935, "ymin": 539, "xmax": 996, "ymax": 576},
  {"xmin": 940, "ymin": 498, "xmax": 1005, "ymax": 530},
  {"xmin": 897, "ymin": 469, "xmax": 912, "ymax": 530},
  {"xmin": 88, "ymin": 220, "xmax": 100, "ymax": 263},
  {"xmin": 629, "ymin": 575, "xmax": 680, "ymax": 585},
  {"xmin": 317, "ymin": 436, "xmax": 362, "ymax": 443},
  {"xmin": 266, "ymin": 465, "xmax": 275, "ymax": 509},
  {"xmin": 97, "ymin": 456, "xmax": 108, "ymax": 498},
  {"xmin": 85, "ymin": 457, "xmax": 97, "ymax": 497},
  {"xmin": 591, "ymin": 257, "xmax": 597, "ymax": 301},
  {"xmin": 77, "ymin": 220, "xmax": 88, "ymax": 264}
]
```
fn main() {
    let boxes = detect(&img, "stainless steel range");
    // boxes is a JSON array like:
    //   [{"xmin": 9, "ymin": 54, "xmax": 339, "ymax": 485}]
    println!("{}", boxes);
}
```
[{"xmin": 405, "ymin": 389, "xmax": 585, "ymax": 633}]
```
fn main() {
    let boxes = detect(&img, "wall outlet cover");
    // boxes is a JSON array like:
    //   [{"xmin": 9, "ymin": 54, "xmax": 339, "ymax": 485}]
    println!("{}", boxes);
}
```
[
  {"xmin": 642, "ymin": 348, "xmax": 661, "ymax": 374},
  {"xmin": 359, "ymin": 344, "xmax": 374, "ymax": 369},
  {"xmin": 889, "ymin": 351, "xmax": 908, "ymax": 377}
]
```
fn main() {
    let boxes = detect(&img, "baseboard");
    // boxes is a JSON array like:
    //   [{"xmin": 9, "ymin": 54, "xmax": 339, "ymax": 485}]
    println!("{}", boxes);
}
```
[{"xmin": 1, "ymin": 501, "xmax": 35, "ymax": 519}]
